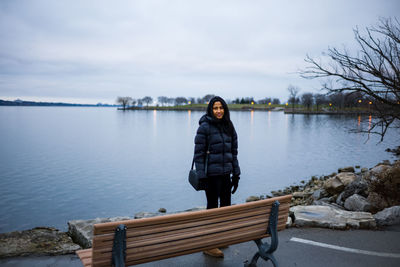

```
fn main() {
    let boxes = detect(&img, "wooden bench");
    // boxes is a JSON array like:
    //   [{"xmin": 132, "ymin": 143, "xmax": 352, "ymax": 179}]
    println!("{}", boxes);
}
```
[{"xmin": 76, "ymin": 194, "xmax": 292, "ymax": 267}]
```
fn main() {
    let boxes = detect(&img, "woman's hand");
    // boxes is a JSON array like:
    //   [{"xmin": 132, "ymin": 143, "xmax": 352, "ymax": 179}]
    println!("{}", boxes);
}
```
[{"xmin": 231, "ymin": 175, "xmax": 240, "ymax": 194}]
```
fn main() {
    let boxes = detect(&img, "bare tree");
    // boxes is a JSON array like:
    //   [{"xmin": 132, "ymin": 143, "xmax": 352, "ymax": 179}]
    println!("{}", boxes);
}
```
[
  {"xmin": 175, "ymin": 97, "xmax": 188, "ymax": 105},
  {"xmin": 272, "ymin": 98, "xmax": 281, "ymax": 105},
  {"xmin": 142, "ymin": 96, "xmax": 153, "ymax": 107},
  {"xmin": 116, "ymin": 96, "xmax": 132, "ymax": 110},
  {"xmin": 158, "ymin": 96, "xmax": 168, "ymax": 106},
  {"xmin": 301, "ymin": 93, "xmax": 314, "ymax": 110},
  {"xmin": 287, "ymin": 85, "xmax": 300, "ymax": 110},
  {"xmin": 314, "ymin": 94, "xmax": 327, "ymax": 111},
  {"xmin": 301, "ymin": 17, "xmax": 400, "ymax": 140}
]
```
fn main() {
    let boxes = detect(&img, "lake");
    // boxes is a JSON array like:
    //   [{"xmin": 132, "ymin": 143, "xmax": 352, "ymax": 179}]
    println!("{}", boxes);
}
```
[{"xmin": 0, "ymin": 106, "xmax": 398, "ymax": 233}]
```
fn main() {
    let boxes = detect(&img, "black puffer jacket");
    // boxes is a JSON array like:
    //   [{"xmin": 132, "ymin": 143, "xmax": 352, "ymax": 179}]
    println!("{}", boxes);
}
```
[{"xmin": 194, "ymin": 101, "xmax": 240, "ymax": 179}]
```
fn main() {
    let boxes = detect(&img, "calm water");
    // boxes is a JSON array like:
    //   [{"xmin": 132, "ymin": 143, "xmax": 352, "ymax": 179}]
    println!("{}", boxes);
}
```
[{"xmin": 0, "ymin": 106, "xmax": 398, "ymax": 233}]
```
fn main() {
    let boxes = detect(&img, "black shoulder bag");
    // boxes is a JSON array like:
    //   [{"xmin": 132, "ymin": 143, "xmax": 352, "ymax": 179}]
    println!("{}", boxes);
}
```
[{"xmin": 189, "ymin": 131, "xmax": 210, "ymax": 191}]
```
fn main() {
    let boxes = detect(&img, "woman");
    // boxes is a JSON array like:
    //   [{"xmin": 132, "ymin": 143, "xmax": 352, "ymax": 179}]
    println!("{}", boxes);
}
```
[{"xmin": 193, "ymin": 96, "xmax": 241, "ymax": 258}]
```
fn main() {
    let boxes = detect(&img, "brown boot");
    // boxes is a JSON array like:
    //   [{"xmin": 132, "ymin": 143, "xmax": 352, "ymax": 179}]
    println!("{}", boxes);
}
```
[{"xmin": 203, "ymin": 248, "xmax": 224, "ymax": 258}]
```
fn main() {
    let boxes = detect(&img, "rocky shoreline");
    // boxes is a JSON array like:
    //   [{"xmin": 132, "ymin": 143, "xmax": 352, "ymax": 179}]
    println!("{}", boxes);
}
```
[{"xmin": 1, "ymin": 158, "xmax": 400, "ymax": 258}]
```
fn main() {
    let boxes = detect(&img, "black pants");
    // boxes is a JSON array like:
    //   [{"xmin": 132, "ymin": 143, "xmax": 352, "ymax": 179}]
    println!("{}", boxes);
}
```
[{"xmin": 205, "ymin": 174, "xmax": 231, "ymax": 209}]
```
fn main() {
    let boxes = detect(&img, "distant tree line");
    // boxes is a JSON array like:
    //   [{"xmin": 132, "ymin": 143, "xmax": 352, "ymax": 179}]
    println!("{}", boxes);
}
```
[
  {"xmin": 116, "ymin": 94, "xmax": 285, "ymax": 109},
  {"xmin": 286, "ymin": 84, "xmax": 380, "ymax": 111}
]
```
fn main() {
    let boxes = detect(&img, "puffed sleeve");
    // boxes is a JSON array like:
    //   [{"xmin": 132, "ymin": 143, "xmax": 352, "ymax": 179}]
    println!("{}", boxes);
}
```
[{"xmin": 193, "ymin": 123, "xmax": 208, "ymax": 179}]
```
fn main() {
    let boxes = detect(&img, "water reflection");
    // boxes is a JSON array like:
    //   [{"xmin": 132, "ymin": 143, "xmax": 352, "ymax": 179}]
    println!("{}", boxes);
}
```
[
  {"xmin": 153, "ymin": 110, "xmax": 157, "ymax": 137},
  {"xmin": 368, "ymin": 115, "xmax": 372, "ymax": 131},
  {"xmin": 250, "ymin": 110, "xmax": 254, "ymax": 141}
]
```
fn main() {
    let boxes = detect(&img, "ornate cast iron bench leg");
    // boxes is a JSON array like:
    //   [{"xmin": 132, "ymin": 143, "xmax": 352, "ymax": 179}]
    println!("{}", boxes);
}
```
[
  {"xmin": 112, "ymin": 224, "xmax": 127, "ymax": 267},
  {"xmin": 244, "ymin": 200, "xmax": 280, "ymax": 267}
]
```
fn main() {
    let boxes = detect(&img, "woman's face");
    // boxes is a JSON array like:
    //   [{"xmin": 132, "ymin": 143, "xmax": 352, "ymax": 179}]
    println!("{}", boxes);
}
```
[{"xmin": 212, "ymin": 101, "xmax": 224, "ymax": 120}]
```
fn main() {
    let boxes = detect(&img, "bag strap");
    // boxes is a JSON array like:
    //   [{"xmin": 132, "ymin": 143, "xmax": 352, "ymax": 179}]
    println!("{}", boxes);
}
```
[
  {"xmin": 191, "ymin": 125, "xmax": 210, "ymax": 173},
  {"xmin": 191, "ymin": 142, "xmax": 210, "ymax": 171}
]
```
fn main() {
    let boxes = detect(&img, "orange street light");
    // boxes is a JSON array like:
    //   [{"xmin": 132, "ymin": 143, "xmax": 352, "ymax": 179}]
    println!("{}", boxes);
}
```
[
  {"xmin": 268, "ymin": 102, "xmax": 271, "ymax": 106},
  {"xmin": 285, "ymin": 103, "xmax": 288, "ymax": 106},
  {"xmin": 251, "ymin": 101, "xmax": 254, "ymax": 105},
  {"xmin": 358, "ymin": 100, "xmax": 362, "ymax": 103},
  {"xmin": 369, "ymin": 101, "xmax": 372, "ymax": 105},
  {"xmin": 329, "ymin": 103, "xmax": 332, "ymax": 106},
  {"xmin": 188, "ymin": 101, "xmax": 191, "ymax": 105}
]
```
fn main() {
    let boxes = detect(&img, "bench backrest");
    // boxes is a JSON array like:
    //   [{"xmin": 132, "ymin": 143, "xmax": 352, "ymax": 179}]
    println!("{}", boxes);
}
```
[{"xmin": 90, "ymin": 195, "xmax": 291, "ymax": 267}]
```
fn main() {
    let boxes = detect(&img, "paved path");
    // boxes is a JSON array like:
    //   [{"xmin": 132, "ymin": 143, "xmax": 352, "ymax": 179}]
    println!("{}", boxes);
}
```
[{"xmin": 1, "ymin": 224, "xmax": 399, "ymax": 267}]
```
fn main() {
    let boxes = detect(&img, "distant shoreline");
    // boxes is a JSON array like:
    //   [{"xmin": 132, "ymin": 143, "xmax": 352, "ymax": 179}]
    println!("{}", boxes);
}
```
[{"xmin": 0, "ymin": 99, "xmax": 118, "ymax": 107}]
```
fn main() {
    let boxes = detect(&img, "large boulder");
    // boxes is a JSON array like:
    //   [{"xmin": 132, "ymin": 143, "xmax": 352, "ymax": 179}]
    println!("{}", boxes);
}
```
[
  {"xmin": 337, "ymin": 177, "xmax": 368, "ymax": 206},
  {"xmin": 311, "ymin": 189, "xmax": 329, "ymax": 201},
  {"xmin": 290, "ymin": 205, "xmax": 376, "ymax": 229},
  {"xmin": 336, "ymin": 172, "xmax": 357, "ymax": 186},
  {"xmin": 365, "ymin": 161, "xmax": 400, "ymax": 208},
  {"xmin": 374, "ymin": 206, "xmax": 400, "ymax": 226},
  {"xmin": 367, "ymin": 164, "xmax": 391, "ymax": 182},
  {"xmin": 0, "ymin": 227, "xmax": 80, "ymax": 258},
  {"xmin": 344, "ymin": 194, "xmax": 372, "ymax": 212},
  {"xmin": 323, "ymin": 177, "xmax": 344, "ymax": 195},
  {"xmin": 367, "ymin": 192, "xmax": 390, "ymax": 212},
  {"xmin": 68, "ymin": 217, "xmax": 130, "ymax": 249}
]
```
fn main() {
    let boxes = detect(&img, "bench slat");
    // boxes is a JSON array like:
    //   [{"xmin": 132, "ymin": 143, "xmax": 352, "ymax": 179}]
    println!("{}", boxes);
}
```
[{"xmin": 76, "ymin": 248, "xmax": 92, "ymax": 267}]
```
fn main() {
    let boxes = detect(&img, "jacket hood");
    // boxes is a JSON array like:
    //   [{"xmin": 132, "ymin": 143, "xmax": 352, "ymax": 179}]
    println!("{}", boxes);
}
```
[{"xmin": 199, "ymin": 114, "xmax": 211, "ymax": 125}]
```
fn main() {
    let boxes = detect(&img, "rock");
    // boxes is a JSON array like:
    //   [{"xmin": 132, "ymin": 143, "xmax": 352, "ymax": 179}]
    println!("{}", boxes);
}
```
[
  {"xmin": 336, "ymin": 191, "xmax": 345, "ymax": 206},
  {"xmin": 336, "ymin": 178, "xmax": 368, "ymax": 204},
  {"xmin": 323, "ymin": 177, "xmax": 344, "ymax": 195},
  {"xmin": 369, "ymin": 165, "xmax": 391, "ymax": 180},
  {"xmin": 286, "ymin": 216, "xmax": 293, "ymax": 228},
  {"xmin": 290, "ymin": 205, "xmax": 376, "ymax": 229},
  {"xmin": 292, "ymin": 192, "xmax": 306, "ymax": 198},
  {"xmin": 344, "ymin": 194, "xmax": 372, "ymax": 212},
  {"xmin": 361, "ymin": 168, "xmax": 369, "ymax": 173},
  {"xmin": 311, "ymin": 189, "xmax": 328, "ymax": 200},
  {"xmin": 367, "ymin": 192, "xmax": 389, "ymax": 212},
  {"xmin": 338, "ymin": 166, "xmax": 355, "ymax": 173},
  {"xmin": 374, "ymin": 206, "xmax": 400, "ymax": 226},
  {"xmin": 68, "ymin": 217, "xmax": 130, "ymax": 249},
  {"xmin": 158, "ymin": 208, "xmax": 167, "ymax": 213},
  {"xmin": 336, "ymin": 172, "xmax": 357, "ymax": 186},
  {"xmin": 246, "ymin": 196, "xmax": 260, "ymax": 202},
  {"xmin": 0, "ymin": 227, "xmax": 80, "ymax": 258}
]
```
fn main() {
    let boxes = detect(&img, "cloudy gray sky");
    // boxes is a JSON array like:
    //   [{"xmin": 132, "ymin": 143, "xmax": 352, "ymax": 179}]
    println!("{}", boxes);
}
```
[{"xmin": 0, "ymin": 0, "xmax": 399, "ymax": 104}]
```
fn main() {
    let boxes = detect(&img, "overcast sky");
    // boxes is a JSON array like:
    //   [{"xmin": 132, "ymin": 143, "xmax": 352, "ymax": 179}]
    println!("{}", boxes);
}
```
[{"xmin": 0, "ymin": 0, "xmax": 399, "ymax": 104}]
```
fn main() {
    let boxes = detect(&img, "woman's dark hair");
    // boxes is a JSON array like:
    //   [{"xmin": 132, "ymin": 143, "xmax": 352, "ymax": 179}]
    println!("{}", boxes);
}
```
[{"xmin": 207, "ymin": 96, "xmax": 235, "ymax": 136}]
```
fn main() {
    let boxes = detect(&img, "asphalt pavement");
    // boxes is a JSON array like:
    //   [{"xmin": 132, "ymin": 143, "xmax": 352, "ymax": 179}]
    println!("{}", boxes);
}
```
[{"xmin": 1, "ymin": 224, "xmax": 399, "ymax": 267}]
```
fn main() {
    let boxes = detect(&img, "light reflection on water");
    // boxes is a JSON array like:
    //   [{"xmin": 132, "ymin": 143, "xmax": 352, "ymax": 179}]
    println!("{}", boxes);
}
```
[{"xmin": 0, "ymin": 107, "xmax": 398, "ymax": 233}]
